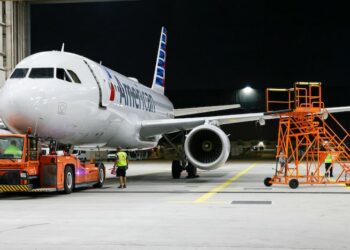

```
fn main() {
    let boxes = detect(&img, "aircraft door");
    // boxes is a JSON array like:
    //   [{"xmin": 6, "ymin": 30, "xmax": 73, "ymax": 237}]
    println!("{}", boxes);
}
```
[{"xmin": 83, "ymin": 60, "xmax": 111, "ymax": 109}]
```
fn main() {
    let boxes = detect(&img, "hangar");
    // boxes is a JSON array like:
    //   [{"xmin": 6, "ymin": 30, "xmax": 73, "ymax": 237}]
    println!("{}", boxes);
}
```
[
  {"xmin": 1, "ymin": 1, "xmax": 350, "ymax": 249},
  {"xmin": 0, "ymin": 0, "xmax": 122, "ymax": 85}
]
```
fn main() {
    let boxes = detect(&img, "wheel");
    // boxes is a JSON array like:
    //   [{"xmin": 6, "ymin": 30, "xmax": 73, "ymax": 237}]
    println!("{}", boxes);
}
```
[
  {"xmin": 186, "ymin": 162, "xmax": 198, "ymax": 178},
  {"xmin": 93, "ymin": 166, "xmax": 105, "ymax": 188},
  {"xmin": 172, "ymin": 160, "xmax": 182, "ymax": 179},
  {"xmin": 63, "ymin": 166, "xmax": 74, "ymax": 194},
  {"xmin": 346, "ymin": 183, "xmax": 350, "ymax": 187},
  {"xmin": 289, "ymin": 179, "xmax": 299, "ymax": 189},
  {"xmin": 264, "ymin": 177, "xmax": 272, "ymax": 187}
]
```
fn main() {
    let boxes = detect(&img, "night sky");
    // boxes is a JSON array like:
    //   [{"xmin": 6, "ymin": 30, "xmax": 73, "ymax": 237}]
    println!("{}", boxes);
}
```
[{"xmin": 30, "ymin": 1, "xmax": 350, "ymax": 140}]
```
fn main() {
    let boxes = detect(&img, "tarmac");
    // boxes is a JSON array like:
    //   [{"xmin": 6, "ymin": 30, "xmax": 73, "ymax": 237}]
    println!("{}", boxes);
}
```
[{"xmin": 0, "ymin": 160, "xmax": 350, "ymax": 249}]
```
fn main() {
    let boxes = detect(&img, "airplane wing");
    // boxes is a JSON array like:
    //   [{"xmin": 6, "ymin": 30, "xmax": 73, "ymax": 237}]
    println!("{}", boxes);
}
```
[
  {"xmin": 141, "ymin": 112, "xmax": 275, "ymax": 138},
  {"xmin": 140, "ymin": 106, "xmax": 350, "ymax": 138},
  {"xmin": 174, "ymin": 104, "xmax": 241, "ymax": 117}
]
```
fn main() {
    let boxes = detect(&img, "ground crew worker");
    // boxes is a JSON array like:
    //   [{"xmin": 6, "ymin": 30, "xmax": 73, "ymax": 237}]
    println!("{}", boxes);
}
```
[
  {"xmin": 325, "ymin": 153, "xmax": 333, "ymax": 177},
  {"xmin": 278, "ymin": 151, "xmax": 286, "ymax": 174},
  {"xmin": 4, "ymin": 140, "xmax": 22, "ymax": 158},
  {"xmin": 113, "ymin": 146, "xmax": 128, "ymax": 188}
]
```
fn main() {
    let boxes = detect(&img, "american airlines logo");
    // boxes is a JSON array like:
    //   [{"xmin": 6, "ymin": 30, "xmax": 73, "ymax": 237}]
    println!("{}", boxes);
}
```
[
  {"xmin": 103, "ymin": 63, "xmax": 156, "ymax": 113},
  {"xmin": 113, "ymin": 76, "xmax": 156, "ymax": 113}
]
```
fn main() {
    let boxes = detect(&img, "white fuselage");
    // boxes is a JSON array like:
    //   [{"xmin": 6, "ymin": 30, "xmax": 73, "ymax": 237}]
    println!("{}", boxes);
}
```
[{"xmin": 0, "ymin": 51, "xmax": 174, "ymax": 148}]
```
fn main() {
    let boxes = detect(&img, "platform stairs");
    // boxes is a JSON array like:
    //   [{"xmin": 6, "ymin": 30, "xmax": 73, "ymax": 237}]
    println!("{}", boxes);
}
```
[{"xmin": 264, "ymin": 82, "xmax": 350, "ymax": 188}]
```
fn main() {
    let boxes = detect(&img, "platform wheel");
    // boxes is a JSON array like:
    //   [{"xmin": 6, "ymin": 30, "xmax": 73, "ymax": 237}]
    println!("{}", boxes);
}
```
[
  {"xmin": 346, "ymin": 183, "xmax": 350, "ymax": 187},
  {"xmin": 93, "ymin": 166, "xmax": 105, "ymax": 188},
  {"xmin": 63, "ymin": 166, "xmax": 74, "ymax": 194},
  {"xmin": 264, "ymin": 177, "xmax": 273, "ymax": 187},
  {"xmin": 289, "ymin": 179, "xmax": 299, "ymax": 189},
  {"xmin": 172, "ymin": 160, "xmax": 182, "ymax": 179}
]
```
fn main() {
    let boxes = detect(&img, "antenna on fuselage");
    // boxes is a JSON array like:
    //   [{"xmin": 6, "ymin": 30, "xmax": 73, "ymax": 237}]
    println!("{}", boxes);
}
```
[
  {"xmin": 61, "ymin": 43, "xmax": 65, "ymax": 52},
  {"xmin": 99, "ymin": 61, "xmax": 102, "ymax": 65}
]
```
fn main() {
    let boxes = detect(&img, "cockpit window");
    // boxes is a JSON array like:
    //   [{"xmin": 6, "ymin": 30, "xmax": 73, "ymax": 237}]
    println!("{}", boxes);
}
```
[
  {"xmin": 67, "ymin": 70, "xmax": 81, "ymax": 83},
  {"xmin": 56, "ymin": 68, "xmax": 72, "ymax": 82},
  {"xmin": 10, "ymin": 68, "xmax": 29, "ymax": 79},
  {"xmin": 29, "ymin": 68, "xmax": 54, "ymax": 78}
]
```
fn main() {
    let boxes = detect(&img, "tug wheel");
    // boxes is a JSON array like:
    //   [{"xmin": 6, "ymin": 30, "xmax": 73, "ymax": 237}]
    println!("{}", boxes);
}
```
[
  {"xmin": 93, "ymin": 166, "xmax": 105, "ymax": 188},
  {"xmin": 63, "ymin": 166, "xmax": 74, "ymax": 194}
]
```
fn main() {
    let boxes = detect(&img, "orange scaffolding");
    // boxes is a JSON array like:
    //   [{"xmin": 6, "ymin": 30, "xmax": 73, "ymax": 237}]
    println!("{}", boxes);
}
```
[{"xmin": 264, "ymin": 82, "xmax": 350, "ymax": 188}]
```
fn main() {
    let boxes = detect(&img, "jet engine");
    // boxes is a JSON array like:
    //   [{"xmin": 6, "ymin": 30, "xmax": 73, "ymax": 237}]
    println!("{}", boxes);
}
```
[{"xmin": 184, "ymin": 124, "xmax": 230, "ymax": 170}]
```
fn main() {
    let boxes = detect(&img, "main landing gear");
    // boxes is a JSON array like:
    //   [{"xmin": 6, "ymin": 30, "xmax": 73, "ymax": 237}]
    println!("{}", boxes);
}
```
[
  {"xmin": 163, "ymin": 133, "xmax": 199, "ymax": 179},
  {"xmin": 186, "ymin": 162, "xmax": 198, "ymax": 179},
  {"xmin": 171, "ymin": 160, "xmax": 182, "ymax": 179},
  {"xmin": 171, "ymin": 160, "xmax": 199, "ymax": 179}
]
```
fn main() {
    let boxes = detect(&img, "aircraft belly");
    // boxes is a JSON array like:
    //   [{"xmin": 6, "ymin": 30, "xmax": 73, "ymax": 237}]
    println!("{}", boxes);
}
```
[{"xmin": 102, "ymin": 106, "xmax": 163, "ymax": 148}]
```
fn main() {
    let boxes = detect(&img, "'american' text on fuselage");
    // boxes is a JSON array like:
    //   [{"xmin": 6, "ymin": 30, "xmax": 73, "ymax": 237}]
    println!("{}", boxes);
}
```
[{"xmin": 113, "ymin": 75, "xmax": 156, "ymax": 113}]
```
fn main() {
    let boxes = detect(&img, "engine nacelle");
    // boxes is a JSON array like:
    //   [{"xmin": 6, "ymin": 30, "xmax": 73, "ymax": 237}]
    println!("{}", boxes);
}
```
[{"xmin": 184, "ymin": 124, "xmax": 230, "ymax": 170}]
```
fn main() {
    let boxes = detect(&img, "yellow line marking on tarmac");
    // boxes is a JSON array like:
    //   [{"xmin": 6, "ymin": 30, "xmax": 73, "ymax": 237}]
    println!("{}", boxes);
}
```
[
  {"xmin": 321, "ymin": 176, "xmax": 350, "ymax": 190},
  {"xmin": 324, "ymin": 177, "xmax": 350, "ymax": 190},
  {"xmin": 193, "ymin": 163, "xmax": 257, "ymax": 203}
]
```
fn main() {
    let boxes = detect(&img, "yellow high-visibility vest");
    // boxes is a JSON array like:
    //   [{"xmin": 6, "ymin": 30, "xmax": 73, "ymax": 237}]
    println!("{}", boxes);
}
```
[
  {"xmin": 4, "ymin": 145, "xmax": 22, "ymax": 157},
  {"xmin": 325, "ymin": 154, "xmax": 332, "ymax": 163},
  {"xmin": 116, "ymin": 151, "xmax": 127, "ymax": 167}
]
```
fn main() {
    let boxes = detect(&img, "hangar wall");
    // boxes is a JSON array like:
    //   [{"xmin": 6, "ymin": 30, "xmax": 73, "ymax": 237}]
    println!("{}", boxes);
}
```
[{"xmin": 0, "ymin": 1, "xmax": 29, "ymax": 87}]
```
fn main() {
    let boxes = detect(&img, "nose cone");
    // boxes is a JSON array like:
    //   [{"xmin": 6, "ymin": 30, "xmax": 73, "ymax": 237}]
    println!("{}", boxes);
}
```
[{"xmin": 0, "ymin": 79, "xmax": 46, "ymax": 133}]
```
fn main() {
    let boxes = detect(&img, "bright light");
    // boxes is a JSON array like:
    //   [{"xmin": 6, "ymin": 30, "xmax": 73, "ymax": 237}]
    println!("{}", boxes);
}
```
[
  {"xmin": 258, "ymin": 141, "xmax": 265, "ymax": 148},
  {"xmin": 242, "ymin": 86, "xmax": 253, "ymax": 95}
]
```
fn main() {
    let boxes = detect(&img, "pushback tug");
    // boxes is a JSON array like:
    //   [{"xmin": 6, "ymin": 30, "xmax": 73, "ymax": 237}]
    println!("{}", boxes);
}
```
[{"xmin": 0, "ymin": 129, "xmax": 105, "ymax": 193}]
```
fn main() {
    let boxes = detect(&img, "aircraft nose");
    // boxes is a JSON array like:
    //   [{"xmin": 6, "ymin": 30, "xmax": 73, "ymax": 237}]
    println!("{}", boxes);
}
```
[{"xmin": 0, "ymin": 80, "xmax": 46, "ymax": 133}]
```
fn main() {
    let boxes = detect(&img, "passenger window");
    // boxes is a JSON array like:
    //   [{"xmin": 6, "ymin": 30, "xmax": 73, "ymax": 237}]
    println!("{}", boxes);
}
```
[
  {"xmin": 10, "ymin": 68, "xmax": 29, "ymax": 79},
  {"xmin": 56, "ymin": 68, "xmax": 72, "ymax": 82},
  {"xmin": 67, "ymin": 70, "xmax": 81, "ymax": 83},
  {"xmin": 29, "ymin": 68, "xmax": 54, "ymax": 78}
]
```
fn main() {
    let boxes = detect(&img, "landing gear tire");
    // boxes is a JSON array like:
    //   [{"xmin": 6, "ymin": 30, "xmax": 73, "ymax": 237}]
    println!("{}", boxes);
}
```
[
  {"xmin": 63, "ymin": 166, "xmax": 74, "ymax": 194},
  {"xmin": 186, "ymin": 163, "xmax": 199, "ymax": 178},
  {"xmin": 172, "ymin": 160, "xmax": 182, "ymax": 179},
  {"xmin": 93, "ymin": 166, "xmax": 105, "ymax": 188},
  {"xmin": 264, "ymin": 177, "xmax": 272, "ymax": 187},
  {"xmin": 289, "ymin": 179, "xmax": 299, "ymax": 189}
]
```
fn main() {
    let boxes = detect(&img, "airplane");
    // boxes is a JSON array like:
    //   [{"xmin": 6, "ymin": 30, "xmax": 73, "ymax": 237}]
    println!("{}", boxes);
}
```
[{"xmin": 0, "ymin": 27, "xmax": 350, "ymax": 178}]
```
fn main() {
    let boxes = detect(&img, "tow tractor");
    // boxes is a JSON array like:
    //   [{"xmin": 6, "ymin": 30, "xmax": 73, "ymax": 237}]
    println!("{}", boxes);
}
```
[{"xmin": 0, "ymin": 130, "xmax": 105, "ymax": 193}]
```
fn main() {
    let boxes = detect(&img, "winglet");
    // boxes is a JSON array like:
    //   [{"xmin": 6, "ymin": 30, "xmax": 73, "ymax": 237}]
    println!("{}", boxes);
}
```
[{"xmin": 151, "ymin": 27, "xmax": 167, "ymax": 95}]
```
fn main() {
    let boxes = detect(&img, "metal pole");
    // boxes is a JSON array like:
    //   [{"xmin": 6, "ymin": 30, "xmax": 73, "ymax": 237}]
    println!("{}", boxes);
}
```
[
  {"xmin": 5, "ymin": 1, "xmax": 13, "ymax": 79},
  {"xmin": 0, "ymin": 2, "xmax": 5, "ymax": 87}
]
